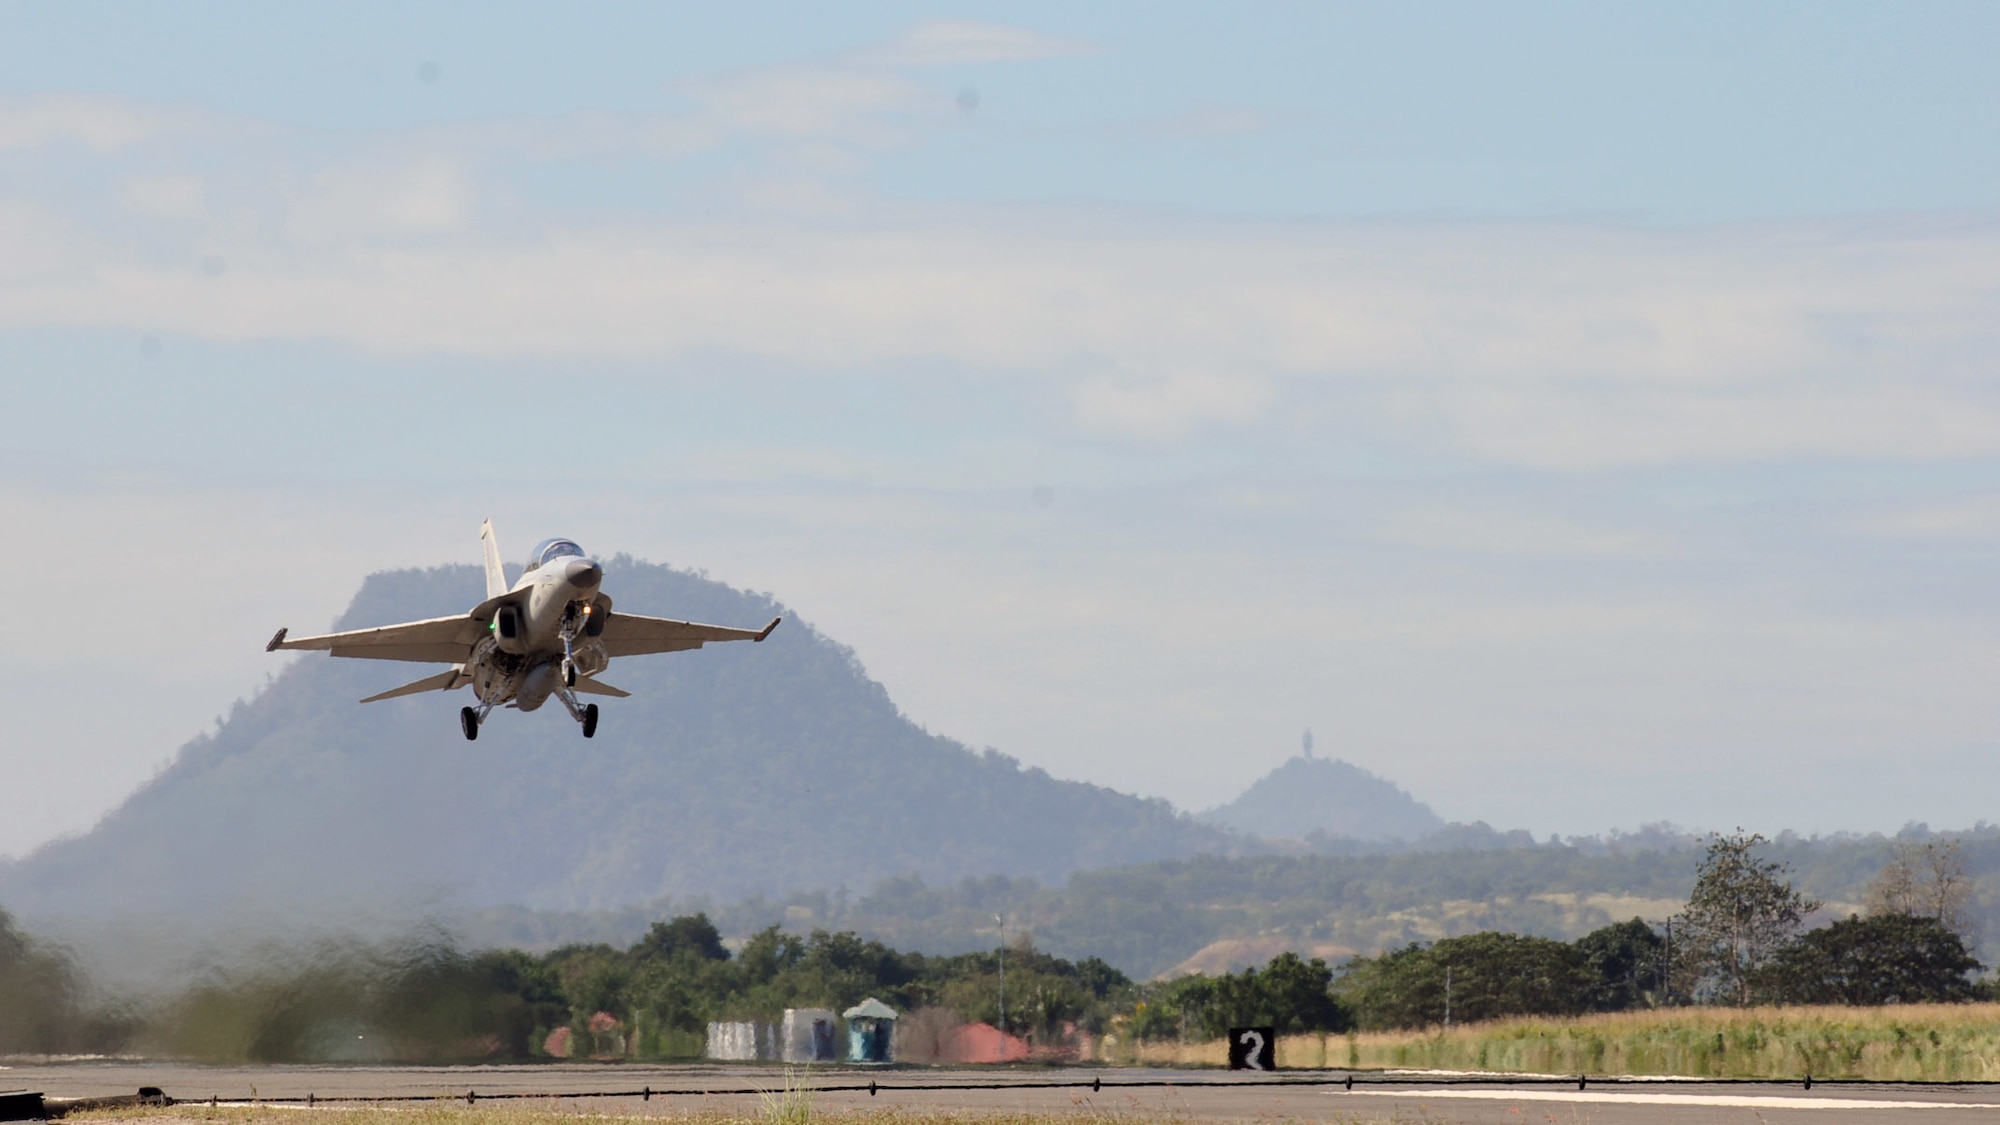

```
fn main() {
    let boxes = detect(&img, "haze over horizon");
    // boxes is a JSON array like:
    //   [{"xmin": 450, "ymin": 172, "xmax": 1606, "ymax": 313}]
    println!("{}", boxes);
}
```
[{"xmin": 6, "ymin": 2, "xmax": 2000, "ymax": 860}]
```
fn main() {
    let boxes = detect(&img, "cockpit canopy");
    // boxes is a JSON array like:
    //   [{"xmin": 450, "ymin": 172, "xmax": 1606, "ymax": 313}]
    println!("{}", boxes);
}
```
[{"xmin": 525, "ymin": 538, "xmax": 587, "ymax": 573}]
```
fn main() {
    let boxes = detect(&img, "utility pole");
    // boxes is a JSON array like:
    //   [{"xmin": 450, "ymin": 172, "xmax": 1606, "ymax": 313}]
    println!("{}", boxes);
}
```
[
  {"xmin": 995, "ymin": 913, "xmax": 1007, "ymax": 1035},
  {"xmin": 1443, "ymin": 965, "xmax": 1453, "ymax": 1030},
  {"xmin": 1661, "ymin": 917, "xmax": 1674, "ymax": 1007}
]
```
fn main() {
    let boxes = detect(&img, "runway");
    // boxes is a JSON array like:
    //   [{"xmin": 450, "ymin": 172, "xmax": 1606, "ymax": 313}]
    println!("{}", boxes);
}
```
[{"xmin": 8, "ymin": 1062, "xmax": 2000, "ymax": 1123}]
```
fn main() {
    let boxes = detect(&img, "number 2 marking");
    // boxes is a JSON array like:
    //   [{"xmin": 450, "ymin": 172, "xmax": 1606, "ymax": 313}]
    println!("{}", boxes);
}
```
[{"xmin": 1239, "ymin": 1029, "xmax": 1266, "ymax": 1070}]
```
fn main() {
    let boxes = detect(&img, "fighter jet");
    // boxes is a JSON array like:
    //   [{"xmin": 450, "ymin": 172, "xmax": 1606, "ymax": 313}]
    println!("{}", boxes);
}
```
[{"xmin": 265, "ymin": 520, "xmax": 779, "ymax": 740}]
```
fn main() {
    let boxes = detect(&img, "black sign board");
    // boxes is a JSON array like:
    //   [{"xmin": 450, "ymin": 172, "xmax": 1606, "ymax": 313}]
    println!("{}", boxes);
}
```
[{"xmin": 1228, "ymin": 1026, "xmax": 1276, "ymax": 1070}]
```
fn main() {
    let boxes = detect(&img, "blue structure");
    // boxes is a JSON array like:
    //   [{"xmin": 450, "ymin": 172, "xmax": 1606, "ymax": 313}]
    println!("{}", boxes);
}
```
[{"xmin": 843, "ymin": 997, "xmax": 898, "ymax": 1063}]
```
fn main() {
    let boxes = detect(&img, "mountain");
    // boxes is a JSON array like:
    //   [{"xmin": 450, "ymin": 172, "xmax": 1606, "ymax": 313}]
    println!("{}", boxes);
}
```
[
  {"xmin": 0, "ymin": 560, "xmax": 1228, "ymax": 919},
  {"xmin": 1198, "ymin": 755, "xmax": 1445, "ymax": 842}
]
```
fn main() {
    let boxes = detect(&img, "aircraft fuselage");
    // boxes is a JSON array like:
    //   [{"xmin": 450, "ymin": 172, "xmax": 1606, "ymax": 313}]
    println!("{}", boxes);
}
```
[{"xmin": 474, "ymin": 543, "xmax": 608, "ymax": 713}]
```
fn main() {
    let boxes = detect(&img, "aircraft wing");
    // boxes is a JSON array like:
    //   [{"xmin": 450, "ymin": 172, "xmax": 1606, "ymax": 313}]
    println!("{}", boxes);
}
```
[
  {"xmin": 266, "ymin": 614, "xmax": 486, "ymax": 664},
  {"xmin": 597, "ymin": 613, "xmax": 781, "ymax": 658}
]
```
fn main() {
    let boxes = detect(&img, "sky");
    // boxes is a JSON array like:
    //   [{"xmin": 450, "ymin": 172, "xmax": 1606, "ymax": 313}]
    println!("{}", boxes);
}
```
[{"xmin": 4, "ymin": 1, "xmax": 2000, "ymax": 860}]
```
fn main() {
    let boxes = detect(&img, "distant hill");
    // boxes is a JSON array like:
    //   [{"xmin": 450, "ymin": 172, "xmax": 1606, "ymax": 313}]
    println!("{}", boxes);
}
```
[
  {"xmin": 1199, "ymin": 754, "xmax": 1444, "ymax": 841},
  {"xmin": 0, "ymin": 560, "xmax": 1229, "ymax": 920}
]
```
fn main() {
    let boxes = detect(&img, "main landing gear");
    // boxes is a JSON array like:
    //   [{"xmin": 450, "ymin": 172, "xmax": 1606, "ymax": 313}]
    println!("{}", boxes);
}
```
[
  {"xmin": 461, "ymin": 697, "xmax": 496, "ymax": 741},
  {"xmin": 553, "ymin": 683, "xmax": 600, "ymax": 739}
]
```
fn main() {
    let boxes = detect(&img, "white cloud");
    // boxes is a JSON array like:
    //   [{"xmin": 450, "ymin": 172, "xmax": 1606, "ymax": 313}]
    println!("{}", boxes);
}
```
[
  {"xmin": 1849, "ymin": 493, "xmax": 2000, "ymax": 541},
  {"xmin": 856, "ymin": 21, "xmax": 1094, "ymax": 67},
  {"xmin": 1374, "ymin": 508, "xmax": 1663, "ymax": 556},
  {"xmin": 121, "ymin": 174, "xmax": 206, "ymax": 220},
  {"xmin": 2, "ymin": 209, "xmax": 1995, "ymax": 467},
  {"xmin": 0, "ymin": 94, "xmax": 222, "ymax": 151},
  {"xmin": 284, "ymin": 157, "xmax": 472, "ymax": 243},
  {"xmin": 1071, "ymin": 369, "xmax": 1275, "ymax": 439},
  {"xmin": 683, "ymin": 66, "xmax": 920, "ymax": 141}
]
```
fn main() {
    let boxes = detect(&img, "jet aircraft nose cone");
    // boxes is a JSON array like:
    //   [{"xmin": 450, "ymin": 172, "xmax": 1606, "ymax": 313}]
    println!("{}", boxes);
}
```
[{"xmin": 565, "ymin": 558, "xmax": 603, "ymax": 589}]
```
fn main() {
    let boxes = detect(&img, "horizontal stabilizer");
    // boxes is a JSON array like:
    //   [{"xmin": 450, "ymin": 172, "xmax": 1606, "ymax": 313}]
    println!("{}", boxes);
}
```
[
  {"xmin": 360, "ymin": 665, "xmax": 471, "ymax": 704},
  {"xmin": 572, "ymin": 676, "xmax": 631, "ymax": 698}
]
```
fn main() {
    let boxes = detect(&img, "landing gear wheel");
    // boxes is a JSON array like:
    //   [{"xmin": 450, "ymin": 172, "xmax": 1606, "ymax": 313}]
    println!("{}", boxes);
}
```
[
  {"xmin": 582, "ymin": 703, "xmax": 599, "ymax": 739},
  {"xmin": 563, "ymin": 659, "xmax": 577, "ymax": 688},
  {"xmin": 460, "ymin": 706, "xmax": 480, "ymax": 742}
]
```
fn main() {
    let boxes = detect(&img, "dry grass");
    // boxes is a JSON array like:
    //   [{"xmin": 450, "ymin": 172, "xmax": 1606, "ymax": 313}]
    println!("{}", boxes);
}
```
[{"xmin": 1273, "ymin": 1003, "xmax": 2000, "ymax": 1080}]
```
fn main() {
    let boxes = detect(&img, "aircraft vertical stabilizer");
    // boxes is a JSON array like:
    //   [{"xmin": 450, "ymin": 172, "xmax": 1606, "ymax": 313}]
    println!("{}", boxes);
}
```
[{"xmin": 480, "ymin": 519, "xmax": 508, "ymax": 598}]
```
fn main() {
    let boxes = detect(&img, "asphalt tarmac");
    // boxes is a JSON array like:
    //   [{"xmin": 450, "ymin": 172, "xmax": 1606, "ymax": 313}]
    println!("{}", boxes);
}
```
[{"xmin": 8, "ymin": 1062, "xmax": 2000, "ymax": 1124}]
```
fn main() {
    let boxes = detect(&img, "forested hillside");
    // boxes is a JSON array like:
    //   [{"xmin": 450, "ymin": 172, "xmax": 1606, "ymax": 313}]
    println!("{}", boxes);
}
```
[
  {"xmin": 0, "ymin": 560, "xmax": 1228, "ymax": 921},
  {"xmin": 461, "ymin": 827, "xmax": 2000, "ymax": 979}
]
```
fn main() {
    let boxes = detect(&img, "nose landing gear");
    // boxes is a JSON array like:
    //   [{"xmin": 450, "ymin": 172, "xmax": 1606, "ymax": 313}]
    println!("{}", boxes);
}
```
[
  {"xmin": 460, "ymin": 706, "xmax": 480, "ymax": 741},
  {"xmin": 582, "ymin": 703, "xmax": 599, "ymax": 739}
]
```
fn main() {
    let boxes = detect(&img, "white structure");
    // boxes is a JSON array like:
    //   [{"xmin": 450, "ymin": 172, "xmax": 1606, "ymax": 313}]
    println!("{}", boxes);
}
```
[
  {"xmin": 780, "ymin": 1008, "xmax": 839, "ymax": 1062},
  {"xmin": 706, "ymin": 1020, "xmax": 761, "ymax": 1061}
]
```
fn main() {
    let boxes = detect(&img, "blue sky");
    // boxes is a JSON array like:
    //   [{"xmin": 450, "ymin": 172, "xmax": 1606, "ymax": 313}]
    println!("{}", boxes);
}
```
[{"xmin": 4, "ymin": 2, "xmax": 2000, "ymax": 859}]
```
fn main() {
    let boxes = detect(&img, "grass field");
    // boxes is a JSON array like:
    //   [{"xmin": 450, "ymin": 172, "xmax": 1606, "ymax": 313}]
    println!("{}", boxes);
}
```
[
  {"xmin": 1199, "ymin": 1005, "xmax": 2000, "ymax": 1080},
  {"xmin": 1073, "ymin": 1004, "xmax": 2000, "ymax": 1078}
]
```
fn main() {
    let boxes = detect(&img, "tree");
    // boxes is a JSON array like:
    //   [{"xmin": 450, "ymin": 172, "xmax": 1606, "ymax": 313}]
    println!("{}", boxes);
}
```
[
  {"xmin": 0, "ymin": 907, "xmax": 102, "ymax": 1054},
  {"xmin": 1866, "ymin": 840, "xmax": 1976, "ymax": 943},
  {"xmin": 1072, "ymin": 956, "xmax": 1131, "ymax": 1001},
  {"xmin": 1673, "ymin": 831, "xmax": 1818, "ymax": 1005},
  {"xmin": 633, "ymin": 913, "xmax": 730, "ymax": 963},
  {"xmin": 1130, "ymin": 954, "xmax": 1348, "ymax": 1041},
  {"xmin": 1574, "ymin": 918, "xmax": 1664, "ymax": 1011},
  {"xmin": 1762, "ymin": 914, "xmax": 1983, "ymax": 1005},
  {"xmin": 1337, "ymin": 933, "xmax": 1596, "ymax": 1030},
  {"xmin": 1226, "ymin": 952, "xmax": 1348, "ymax": 1034}
]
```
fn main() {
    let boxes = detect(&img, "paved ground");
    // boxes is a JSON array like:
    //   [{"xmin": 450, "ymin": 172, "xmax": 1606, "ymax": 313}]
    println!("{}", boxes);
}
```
[{"xmin": 7, "ymin": 1062, "xmax": 2000, "ymax": 1124}]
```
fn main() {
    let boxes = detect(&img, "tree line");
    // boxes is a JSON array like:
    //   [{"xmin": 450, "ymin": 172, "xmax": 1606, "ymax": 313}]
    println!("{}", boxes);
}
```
[
  {"xmin": 1298, "ymin": 832, "xmax": 1985, "ymax": 1032},
  {"xmin": 0, "ymin": 833, "xmax": 1988, "ymax": 1060}
]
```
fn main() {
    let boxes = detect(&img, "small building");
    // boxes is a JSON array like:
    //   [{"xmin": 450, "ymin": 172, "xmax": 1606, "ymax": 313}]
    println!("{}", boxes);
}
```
[
  {"xmin": 706, "ymin": 1020, "xmax": 762, "ymax": 1061},
  {"xmin": 842, "ymin": 997, "xmax": 897, "ymax": 1063},
  {"xmin": 780, "ymin": 1008, "xmax": 839, "ymax": 1062}
]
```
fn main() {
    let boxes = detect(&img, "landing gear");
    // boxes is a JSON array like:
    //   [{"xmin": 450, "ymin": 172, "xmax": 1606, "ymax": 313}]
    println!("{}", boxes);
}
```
[
  {"xmin": 460, "ymin": 706, "xmax": 480, "ymax": 741},
  {"xmin": 554, "ymin": 682, "xmax": 600, "ymax": 739},
  {"xmin": 563, "ymin": 658, "xmax": 577, "ymax": 688}
]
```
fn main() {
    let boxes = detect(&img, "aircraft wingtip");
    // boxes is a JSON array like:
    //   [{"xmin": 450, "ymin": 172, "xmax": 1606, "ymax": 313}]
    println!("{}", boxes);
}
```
[
  {"xmin": 266, "ymin": 627, "xmax": 288, "ymax": 652},
  {"xmin": 755, "ymin": 617, "xmax": 782, "ymax": 642}
]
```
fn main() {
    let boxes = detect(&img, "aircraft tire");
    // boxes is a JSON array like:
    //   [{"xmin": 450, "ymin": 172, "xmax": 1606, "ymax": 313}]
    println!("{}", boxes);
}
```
[
  {"xmin": 582, "ymin": 703, "xmax": 599, "ymax": 739},
  {"xmin": 460, "ymin": 706, "xmax": 479, "ymax": 741},
  {"xmin": 563, "ymin": 659, "xmax": 576, "ymax": 688}
]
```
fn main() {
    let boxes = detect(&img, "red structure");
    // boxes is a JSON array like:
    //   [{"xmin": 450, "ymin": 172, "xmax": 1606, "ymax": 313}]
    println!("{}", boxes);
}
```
[{"xmin": 945, "ymin": 1021, "xmax": 1030, "ymax": 1063}]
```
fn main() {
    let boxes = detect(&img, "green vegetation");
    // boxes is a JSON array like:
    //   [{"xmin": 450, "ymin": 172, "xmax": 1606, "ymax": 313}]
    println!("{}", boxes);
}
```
[
  {"xmin": 8, "ymin": 832, "xmax": 1997, "ymax": 1067},
  {"xmin": 1332, "ymin": 1003, "xmax": 2000, "ymax": 1080},
  {"xmin": 457, "ymin": 823, "xmax": 2000, "ymax": 982},
  {"xmin": 0, "ymin": 907, "xmax": 133, "ymax": 1054},
  {"xmin": 1763, "ymin": 914, "xmax": 1983, "ymax": 1005},
  {"xmin": 77, "ymin": 914, "xmax": 1135, "ymax": 1062},
  {"xmin": 1129, "ymin": 952, "xmax": 1347, "ymax": 1040}
]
